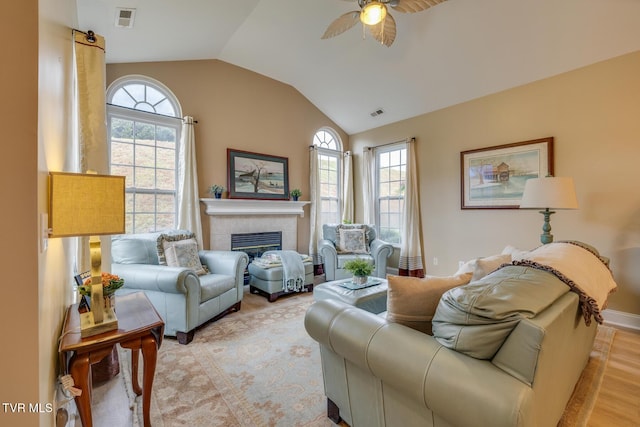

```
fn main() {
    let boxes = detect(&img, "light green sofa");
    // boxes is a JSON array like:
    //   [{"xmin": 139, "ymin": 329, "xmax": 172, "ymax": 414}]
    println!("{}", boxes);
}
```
[
  {"xmin": 111, "ymin": 231, "xmax": 248, "ymax": 344},
  {"xmin": 305, "ymin": 259, "xmax": 604, "ymax": 427}
]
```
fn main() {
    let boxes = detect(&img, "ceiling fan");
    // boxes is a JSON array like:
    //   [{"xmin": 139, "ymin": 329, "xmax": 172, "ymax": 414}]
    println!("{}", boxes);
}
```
[{"xmin": 322, "ymin": 0, "xmax": 447, "ymax": 47}]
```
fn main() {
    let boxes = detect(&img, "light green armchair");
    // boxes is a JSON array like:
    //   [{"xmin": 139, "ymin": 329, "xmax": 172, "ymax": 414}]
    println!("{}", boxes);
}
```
[
  {"xmin": 111, "ymin": 231, "xmax": 248, "ymax": 344},
  {"xmin": 319, "ymin": 224, "xmax": 393, "ymax": 281}
]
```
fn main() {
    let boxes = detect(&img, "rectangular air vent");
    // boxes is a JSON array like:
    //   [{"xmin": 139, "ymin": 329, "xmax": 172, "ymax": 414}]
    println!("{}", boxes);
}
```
[
  {"xmin": 115, "ymin": 8, "xmax": 136, "ymax": 28},
  {"xmin": 370, "ymin": 109, "xmax": 384, "ymax": 117}
]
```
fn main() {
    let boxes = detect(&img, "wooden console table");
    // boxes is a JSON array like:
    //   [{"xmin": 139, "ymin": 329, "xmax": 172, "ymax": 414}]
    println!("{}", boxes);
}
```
[{"xmin": 59, "ymin": 292, "xmax": 164, "ymax": 427}]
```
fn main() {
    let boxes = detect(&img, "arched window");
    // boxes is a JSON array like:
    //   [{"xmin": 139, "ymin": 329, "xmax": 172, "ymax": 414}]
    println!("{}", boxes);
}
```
[
  {"xmin": 106, "ymin": 75, "xmax": 183, "ymax": 233},
  {"xmin": 313, "ymin": 127, "xmax": 343, "ymax": 225}
]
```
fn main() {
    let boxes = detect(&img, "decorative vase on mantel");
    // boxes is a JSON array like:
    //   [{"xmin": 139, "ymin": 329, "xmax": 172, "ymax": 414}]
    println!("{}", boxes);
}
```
[{"xmin": 209, "ymin": 184, "xmax": 225, "ymax": 200}]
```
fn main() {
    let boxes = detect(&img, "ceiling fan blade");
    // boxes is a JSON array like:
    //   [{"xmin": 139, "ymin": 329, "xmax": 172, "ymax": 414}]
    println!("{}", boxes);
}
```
[
  {"xmin": 321, "ymin": 11, "xmax": 361, "ymax": 39},
  {"xmin": 369, "ymin": 13, "xmax": 396, "ymax": 47},
  {"xmin": 392, "ymin": 0, "xmax": 447, "ymax": 14}
]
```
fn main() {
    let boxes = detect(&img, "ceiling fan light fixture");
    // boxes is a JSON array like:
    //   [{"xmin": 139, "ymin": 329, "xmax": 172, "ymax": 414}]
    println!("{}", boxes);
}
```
[{"xmin": 360, "ymin": 2, "xmax": 387, "ymax": 26}]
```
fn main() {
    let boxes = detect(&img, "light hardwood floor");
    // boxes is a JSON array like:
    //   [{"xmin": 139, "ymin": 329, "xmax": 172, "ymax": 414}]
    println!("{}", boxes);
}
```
[{"xmin": 588, "ymin": 327, "xmax": 640, "ymax": 426}]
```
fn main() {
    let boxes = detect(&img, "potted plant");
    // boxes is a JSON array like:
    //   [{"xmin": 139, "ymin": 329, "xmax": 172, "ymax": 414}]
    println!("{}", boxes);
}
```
[
  {"xmin": 290, "ymin": 188, "xmax": 302, "ymax": 201},
  {"xmin": 209, "ymin": 184, "xmax": 225, "ymax": 199},
  {"xmin": 343, "ymin": 258, "xmax": 374, "ymax": 285}
]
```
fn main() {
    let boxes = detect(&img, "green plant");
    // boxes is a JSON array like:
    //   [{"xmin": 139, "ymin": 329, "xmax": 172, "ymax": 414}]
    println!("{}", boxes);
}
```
[
  {"xmin": 290, "ymin": 188, "xmax": 302, "ymax": 197},
  {"xmin": 343, "ymin": 258, "xmax": 374, "ymax": 277},
  {"xmin": 209, "ymin": 184, "xmax": 224, "ymax": 195}
]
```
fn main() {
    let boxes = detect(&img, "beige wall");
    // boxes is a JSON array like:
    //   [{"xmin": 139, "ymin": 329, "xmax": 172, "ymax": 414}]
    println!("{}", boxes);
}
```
[
  {"xmin": 107, "ymin": 60, "xmax": 348, "ymax": 253},
  {"xmin": 0, "ymin": 1, "xmax": 40, "ymax": 426},
  {"xmin": 351, "ymin": 51, "xmax": 640, "ymax": 316}
]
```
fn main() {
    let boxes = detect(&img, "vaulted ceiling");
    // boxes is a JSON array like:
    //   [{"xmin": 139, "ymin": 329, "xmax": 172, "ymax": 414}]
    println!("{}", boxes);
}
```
[{"xmin": 76, "ymin": 0, "xmax": 640, "ymax": 135}]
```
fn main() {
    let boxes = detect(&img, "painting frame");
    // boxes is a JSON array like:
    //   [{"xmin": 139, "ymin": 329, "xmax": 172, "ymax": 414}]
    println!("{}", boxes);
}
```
[
  {"xmin": 227, "ymin": 149, "xmax": 290, "ymax": 200},
  {"xmin": 460, "ymin": 137, "xmax": 554, "ymax": 209}
]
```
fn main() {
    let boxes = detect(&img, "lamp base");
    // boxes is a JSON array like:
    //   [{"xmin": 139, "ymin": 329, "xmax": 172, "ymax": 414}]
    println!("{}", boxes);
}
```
[{"xmin": 80, "ymin": 308, "xmax": 118, "ymax": 338}]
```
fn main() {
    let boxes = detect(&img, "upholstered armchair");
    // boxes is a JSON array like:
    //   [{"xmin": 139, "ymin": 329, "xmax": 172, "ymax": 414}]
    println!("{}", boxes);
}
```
[
  {"xmin": 111, "ymin": 230, "xmax": 248, "ymax": 344},
  {"xmin": 319, "ymin": 224, "xmax": 394, "ymax": 281}
]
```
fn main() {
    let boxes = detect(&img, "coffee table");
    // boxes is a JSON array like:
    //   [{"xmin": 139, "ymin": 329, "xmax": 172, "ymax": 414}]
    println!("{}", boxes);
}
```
[{"xmin": 313, "ymin": 278, "xmax": 388, "ymax": 314}]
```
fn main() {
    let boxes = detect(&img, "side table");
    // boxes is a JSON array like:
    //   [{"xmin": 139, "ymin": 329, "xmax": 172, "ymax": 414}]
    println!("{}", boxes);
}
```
[{"xmin": 59, "ymin": 292, "xmax": 164, "ymax": 427}]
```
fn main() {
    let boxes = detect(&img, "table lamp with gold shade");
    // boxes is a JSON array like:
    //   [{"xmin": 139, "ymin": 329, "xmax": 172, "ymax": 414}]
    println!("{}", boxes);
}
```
[{"xmin": 48, "ymin": 172, "xmax": 125, "ymax": 338}]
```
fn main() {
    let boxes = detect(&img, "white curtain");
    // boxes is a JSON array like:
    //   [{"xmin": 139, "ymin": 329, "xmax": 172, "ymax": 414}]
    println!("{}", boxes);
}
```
[
  {"xmin": 308, "ymin": 146, "xmax": 323, "ymax": 264},
  {"xmin": 362, "ymin": 147, "xmax": 376, "ymax": 225},
  {"xmin": 176, "ymin": 116, "xmax": 203, "ymax": 249},
  {"xmin": 399, "ymin": 138, "xmax": 425, "ymax": 277},
  {"xmin": 341, "ymin": 151, "xmax": 354, "ymax": 223},
  {"xmin": 73, "ymin": 30, "xmax": 108, "ymax": 274}
]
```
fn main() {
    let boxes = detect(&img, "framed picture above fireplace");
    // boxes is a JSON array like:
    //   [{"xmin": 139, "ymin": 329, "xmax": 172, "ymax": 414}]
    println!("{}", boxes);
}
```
[{"xmin": 227, "ymin": 149, "xmax": 290, "ymax": 200}]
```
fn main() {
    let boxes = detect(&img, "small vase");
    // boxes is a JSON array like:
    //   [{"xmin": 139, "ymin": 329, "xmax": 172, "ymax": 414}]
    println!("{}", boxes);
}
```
[
  {"xmin": 104, "ymin": 293, "xmax": 116, "ymax": 312},
  {"xmin": 292, "ymin": 195, "xmax": 299, "ymax": 201},
  {"xmin": 214, "ymin": 192, "xmax": 222, "ymax": 199},
  {"xmin": 352, "ymin": 275, "xmax": 368, "ymax": 285}
]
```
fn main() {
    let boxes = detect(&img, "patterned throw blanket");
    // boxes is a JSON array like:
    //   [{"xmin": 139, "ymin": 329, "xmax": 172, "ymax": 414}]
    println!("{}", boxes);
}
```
[{"xmin": 512, "ymin": 242, "xmax": 618, "ymax": 325}]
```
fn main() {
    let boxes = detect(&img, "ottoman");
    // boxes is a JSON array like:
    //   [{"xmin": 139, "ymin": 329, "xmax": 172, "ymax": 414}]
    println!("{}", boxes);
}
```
[
  {"xmin": 313, "ymin": 278, "xmax": 388, "ymax": 314},
  {"xmin": 249, "ymin": 256, "xmax": 314, "ymax": 302}
]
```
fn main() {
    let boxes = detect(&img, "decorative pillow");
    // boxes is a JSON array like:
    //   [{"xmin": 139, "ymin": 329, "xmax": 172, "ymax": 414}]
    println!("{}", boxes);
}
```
[
  {"xmin": 164, "ymin": 240, "xmax": 208, "ymax": 276},
  {"xmin": 156, "ymin": 232, "xmax": 196, "ymax": 265},
  {"xmin": 386, "ymin": 273, "xmax": 473, "ymax": 335},
  {"xmin": 457, "ymin": 254, "xmax": 511, "ymax": 282},
  {"xmin": 335, "ymin": 225, "xmax": 369, "ymax": 254}
]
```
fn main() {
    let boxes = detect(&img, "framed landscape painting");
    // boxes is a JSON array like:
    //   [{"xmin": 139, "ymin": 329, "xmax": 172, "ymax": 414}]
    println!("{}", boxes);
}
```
[
  {"xmin": 460, "ymin": 137, "xmax": 554, "ymax": 209},
  {"xmin": 227, "ymin": 149, "xmax": 289, "ymax": 200}
]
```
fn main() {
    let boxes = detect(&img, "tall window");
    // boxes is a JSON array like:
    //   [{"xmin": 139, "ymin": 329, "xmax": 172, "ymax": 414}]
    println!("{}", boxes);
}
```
[
  {"xmin": 313, "ymin": 128, "xmax": 342, "ymax": 225},
  {"xmin": 376, "ymin": 144, "xmax": 407, "ymax": 245},
  {"xmin": 106, "ymin": 76, "xmax": 182, "ymax": 233}
]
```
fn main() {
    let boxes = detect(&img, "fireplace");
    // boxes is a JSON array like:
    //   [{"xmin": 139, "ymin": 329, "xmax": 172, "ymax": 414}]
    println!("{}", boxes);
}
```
[{"xmin": 231, "ymin": 231, "xmax": 282, "ymax": 284}]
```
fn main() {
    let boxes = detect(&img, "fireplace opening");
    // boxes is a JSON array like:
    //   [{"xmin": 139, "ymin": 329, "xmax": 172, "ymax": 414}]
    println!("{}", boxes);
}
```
[{"xmin": 231, "ymin": 231, "xmax": 282, "ymax": 284}]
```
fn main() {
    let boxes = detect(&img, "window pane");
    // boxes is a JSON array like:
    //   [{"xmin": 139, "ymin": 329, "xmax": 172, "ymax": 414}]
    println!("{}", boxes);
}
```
[
  {"xmin": 135, "ymin": 167, "xmax": 155, "ymax": 189},
  {"xmin": 156, "ymin": 214, "xmax": 175, "ymax": 230},
  {"xmin": 135, "ymin": 193, "xmax": 155, "ymax": 213},
  {"xmin": 112, "ymin": 89, "xmax": 135, "ymax": 109},
  {"xmin": 156, "ymin": 194, "xmax": 175, "ymax": 213},
  {"xmin": 156, "ymin": 169, "xmax": 175, "ymax": 190},
  {"xmin": 135, "ymin": 144, "xmax": 155, "ymax": 168},
  {"xmin": 134, "ymin": 214, "xmax": 155, "ymax": 234},
  {"xmin": 135, "ymin": 123, "xmax": 155, "ymax": 144},
  {"xmin": 113, "ymin": 165, "xmax": 134, "ymax": 187}
]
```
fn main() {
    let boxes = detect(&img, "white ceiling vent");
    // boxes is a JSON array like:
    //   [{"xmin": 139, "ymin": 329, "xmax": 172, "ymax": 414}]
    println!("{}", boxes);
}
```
[
  {"xmin": 370, "ymin": 108, "xmax": 385, "ymax": 117},
  {"xmin": 115, "ymin": 8, "xmax": 136, "ymax": 28}
]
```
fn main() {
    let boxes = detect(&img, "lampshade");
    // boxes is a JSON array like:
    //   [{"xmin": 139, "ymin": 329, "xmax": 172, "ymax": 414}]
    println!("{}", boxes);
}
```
[
  {"xmin": 48, "ymin": 172, "xmax": 125, "ymax": 237},
  {"xmin": 361, "ymin": 2, "xmax": 387, "ymax": 25},
  {"xmin": 519, "ymin": 176, "xmax": 578, "ymax": 209},
  {"xmin": 49, "ymin": 171, "xmax": 125, "ymax": 336}
]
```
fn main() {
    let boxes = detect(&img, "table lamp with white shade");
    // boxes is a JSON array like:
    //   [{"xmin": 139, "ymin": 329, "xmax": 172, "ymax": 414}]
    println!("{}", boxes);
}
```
[
  {"xmin": 48, "ymin": 171, "xmax": 125, "ymax": 337},
  {"xmin": 519, "ymin": 176, "xmax": 578, "ymax": 244}
]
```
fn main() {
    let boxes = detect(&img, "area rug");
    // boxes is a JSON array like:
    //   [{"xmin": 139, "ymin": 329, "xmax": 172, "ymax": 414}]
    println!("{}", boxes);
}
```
[
  {"xmin": 558, "ymin": 325, "xmax": 616, "ymax": 427},
  {"xmin": 117, "ymin": 289, "xmax": 615, "ymax": 427},
  {"xmin": 121, "ymin": 289, "xmax": 333, "ymax": 427}
]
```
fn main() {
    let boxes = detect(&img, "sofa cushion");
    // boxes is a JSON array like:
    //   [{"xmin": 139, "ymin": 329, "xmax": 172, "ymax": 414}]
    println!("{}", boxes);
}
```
[
  {"xmin": 386, "ymin": 273, "xmax": 472, "ymax": 335},
  {"xmin": 111, "ymin": 233, "xmax": 162, "ymax": 264},
  {"xmin": 164, "ymin": 239, "xmax": 207, "ymax": 276},
  {"xmin": 157, "ymin": 232, "xmax": 197, "ymax": 265},
  {"xmin": 199, "ymin": 273, "xmax": 236, "ymax": 302},
  {"xmin": 432, "ymin": 265, "xmax": 569, "ymax": 359}
]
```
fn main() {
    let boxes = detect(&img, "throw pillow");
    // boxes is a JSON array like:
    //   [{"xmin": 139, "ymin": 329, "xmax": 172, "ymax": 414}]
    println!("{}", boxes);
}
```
[
  {"xmin": 335, "ymin": 225, "xmax": 369, "ymax": 254},
  {"xmin": 156, "ymin": 232, "xmax": 196, "ymax": 265},
  {"xmin": 386, "ymin": 273, "xmax": 473, "ymax": 335},
  {"xmin": 164, "ymin": 240, "xmax": 208, "ymax": 276},
  {"xmin": 457, "ymin": 254, "xmax": 511, "ymax": 282}
]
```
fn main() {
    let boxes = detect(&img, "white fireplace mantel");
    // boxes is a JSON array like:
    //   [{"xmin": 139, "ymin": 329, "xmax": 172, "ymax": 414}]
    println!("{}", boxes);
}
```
[{"xmin": 200, "ymin": 198, "xmax": 310, "ymax": 217}]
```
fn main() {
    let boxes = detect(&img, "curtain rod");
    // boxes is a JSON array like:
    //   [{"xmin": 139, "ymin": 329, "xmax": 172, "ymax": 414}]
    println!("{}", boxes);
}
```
[
  {"xmin": 72, "ymin": 29, "xmax": 97, "ymax": 43},
  {"xmin": 365, "ymin": 137, "xmax": 414, "ymax": 151}
]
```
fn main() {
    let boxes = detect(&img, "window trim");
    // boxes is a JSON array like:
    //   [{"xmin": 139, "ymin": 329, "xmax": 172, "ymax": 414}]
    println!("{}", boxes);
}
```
[{"xmin": 375, "ymin": 142, "xmax": 407, "ymax": 247}]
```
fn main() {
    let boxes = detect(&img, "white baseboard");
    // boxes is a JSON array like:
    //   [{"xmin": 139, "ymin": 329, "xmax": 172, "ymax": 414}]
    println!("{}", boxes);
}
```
[{"xmin": 602, "ymin": 309, "xmax": 640, "ymax": 332}]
